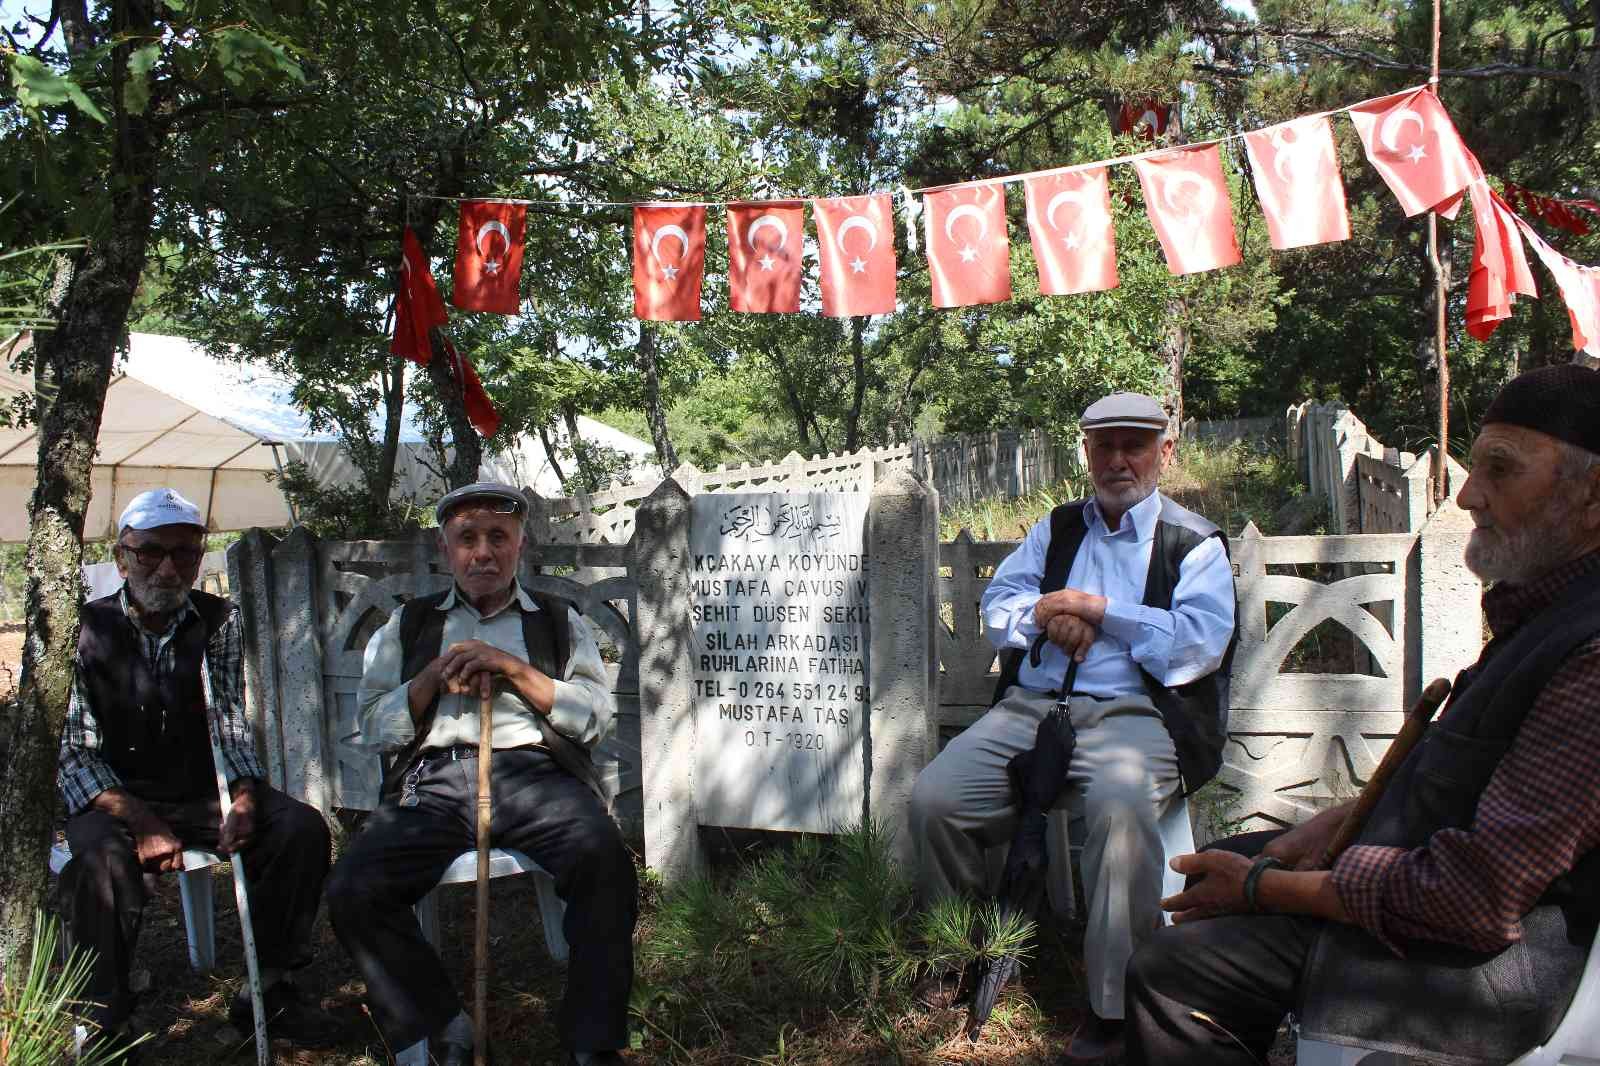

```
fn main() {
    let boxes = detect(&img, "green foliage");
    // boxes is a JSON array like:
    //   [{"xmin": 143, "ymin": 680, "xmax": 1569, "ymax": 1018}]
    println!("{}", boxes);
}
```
[
  {"xmin": 269, "ymin": 460, "xmax": 428, "ymax": 540},
  {"xmin": 0, "ymin": 913, "xmax": 145, "ymax": 1065},
  {"xmin": 634, "ymin": 821, "xmax": 1038, "ymax": 1054}
]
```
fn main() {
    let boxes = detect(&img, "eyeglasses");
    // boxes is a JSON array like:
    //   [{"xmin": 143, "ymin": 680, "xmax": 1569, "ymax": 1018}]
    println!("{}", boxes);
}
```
[{"xmin": 116, "ymin": 542, "xmax": 204, "ymax": 569}]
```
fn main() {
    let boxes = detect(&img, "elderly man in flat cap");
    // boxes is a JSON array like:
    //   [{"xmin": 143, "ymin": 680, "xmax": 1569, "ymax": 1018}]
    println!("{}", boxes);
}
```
[
  {"xmin": 58, "ymin": 489, "xmax": 337, "ymax": 1053},
  {"xmin": 327, "ymin": 482, "xmax": 634, "ymax": 1066},
  {"xmin": 1124, "ymin": 364, "xmax": 1600, "ymax": 1066},
  {"xmin": 909, "ymin": 392, "xmax": 1238, "ymax": 1062}
]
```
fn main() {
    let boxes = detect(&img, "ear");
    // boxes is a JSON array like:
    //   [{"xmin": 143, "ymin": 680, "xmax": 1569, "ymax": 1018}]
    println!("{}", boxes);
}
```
[
  {"xmin": 112, "ymin": 545, "xmax": 131, "ymax": 580},
  {"xmin": 1160, "ymin": 435, "xmax": 1176, "ymax": 466}
]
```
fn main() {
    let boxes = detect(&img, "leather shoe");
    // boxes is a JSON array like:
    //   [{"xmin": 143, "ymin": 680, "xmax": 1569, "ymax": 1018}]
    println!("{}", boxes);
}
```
[
  {"xmin": 228, "ymin": 979, "xmax": 342, "ymax": 1048},
  {"xmin": 1062, "ymin": 1014, "xmax": 1125, "ymax": 1064},
  {"xmin": 913, "ymin": 970, "xmax": 968, "ymax": 1010}
]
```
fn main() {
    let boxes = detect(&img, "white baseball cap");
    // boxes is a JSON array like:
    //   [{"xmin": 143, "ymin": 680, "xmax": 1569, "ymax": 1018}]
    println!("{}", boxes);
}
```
[{"xmin": 118, "ymin": 488, "xmax": 204, "ymax": 532}]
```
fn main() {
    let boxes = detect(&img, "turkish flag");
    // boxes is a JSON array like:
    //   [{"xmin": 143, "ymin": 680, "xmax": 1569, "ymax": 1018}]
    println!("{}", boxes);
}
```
[
  {"xmin": 813, "ymin": 194, "xmax": 897, "ymax": 317},
  {"xmin": 1348, "ymin": 87, "xmax": 1477, "ymax": 218},
  {"xmin": 438, "ymin": 336, "xmax": 501, "ymax": 438},
  {"xmin": 1518, "ymin": 217, "xmax": 1600, "ymax": 356},
  {"xmin": 1025, "ymin": 169, "xmax": 1117, "ymax": 295},
  {"xmin": 452, "ymin": 201, "xmax": 525, "ymax": 315},
  {"xmin": 1133, "ymin": 146, "xmax": 1242, "ymax": 276},
  {"xmin": 925, "ymin": 184, "xmax": 1011, "ymax": 308},
  {"xmin": 1114, "ymin": 100, "xmax": 1171, "ymax": 141},
  {"xmin": 633, "ymin": 204, "xmax": 706, "ymax": 321},
  {"xmin": 727, "ymin": 202, "xmax": 804, "ymax": 313},
  {"xmin": 1244, "ymin": 117, "xmax": 1350, "ymax": 249},
  {"xmin": 1465, "ymin": 175, "xmax": 1537, "ymax": 342},
  {"xmin": 391, "ymin": 227, "xmax": 448, "ymax": 366}
]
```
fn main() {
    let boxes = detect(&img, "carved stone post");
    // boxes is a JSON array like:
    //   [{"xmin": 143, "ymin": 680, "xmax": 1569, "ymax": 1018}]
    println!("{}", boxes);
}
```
[
  {"xmin": 866, "ymin": 469, "xmax": 940, "ymax": 870},
  {"xmin": 633, "ymin": 478, "xmax": 703, "ymax": 882}
]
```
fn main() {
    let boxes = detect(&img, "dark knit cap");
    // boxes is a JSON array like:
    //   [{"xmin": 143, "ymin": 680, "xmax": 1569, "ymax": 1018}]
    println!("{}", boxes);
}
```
[{"xmin": 1482, "ymin": 364, "xmax": 1600, "ymax": 456}]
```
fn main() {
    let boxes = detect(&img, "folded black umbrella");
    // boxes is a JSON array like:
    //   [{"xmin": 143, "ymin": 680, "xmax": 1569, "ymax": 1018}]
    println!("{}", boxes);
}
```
[{"xmin": 966, "ymin": 659, "xmax": 1078, "ymax": 1040}]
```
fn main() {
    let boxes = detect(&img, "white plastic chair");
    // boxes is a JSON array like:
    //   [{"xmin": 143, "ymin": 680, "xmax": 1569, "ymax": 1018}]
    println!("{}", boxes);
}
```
[
  {"xmin": 1044, "ymin": 792, "xmax": 1195, "ymax": 919},
  {"xmin": 49, "ymin": 841, "xmax": 226, "ymax": 973},
  {"xmin": 394, "ymin": 848, "xmax": 568, "ymax": 1066},
  {"xmin": 1296, "ymin": 928, "xmax": 1600, "ymax": 1066}
]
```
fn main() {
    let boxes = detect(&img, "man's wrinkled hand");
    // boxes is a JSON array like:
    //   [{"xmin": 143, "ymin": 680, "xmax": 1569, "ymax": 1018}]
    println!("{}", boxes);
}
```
[
  {"xmin": 133, "ymin": 819, "xmax": 184, "ymax": 874},
  {"xmin": 437, "ymin": 639, "xmax": 529, "ymax": 695},
  {"xmin": 1033, "ymin": 588, "xmax": 1108, "ymax": 629},
  {"xmin": 1046, "ymin": 613, "xmax": 1097, "ymax": 662},
  {"xmin": 1161, "ymin": 850, "xmax": 1253, "ymax": 924},
  {"xmin": 1262, "ymin": 803, "xmax": 1349, "ymax": 871},
  {"xmin": 218, "ymin": 791, "xmax": 257, "ymax": 855}
]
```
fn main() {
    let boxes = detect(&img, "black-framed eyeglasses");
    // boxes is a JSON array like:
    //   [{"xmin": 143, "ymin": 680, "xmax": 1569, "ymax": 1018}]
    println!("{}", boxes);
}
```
[{"xmin": 116, "ymin": 542, "xmax": 204, "ymax": 569}]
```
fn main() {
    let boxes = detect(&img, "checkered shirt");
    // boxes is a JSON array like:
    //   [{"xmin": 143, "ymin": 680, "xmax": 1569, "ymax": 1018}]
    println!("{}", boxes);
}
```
[
  {"xmin": 1331, "ymin": 550, "xmax": 1600, "ymax": 955},
  {"xmin": 58, "ymin": 587, "xmax": 265, "ymax": 815}
]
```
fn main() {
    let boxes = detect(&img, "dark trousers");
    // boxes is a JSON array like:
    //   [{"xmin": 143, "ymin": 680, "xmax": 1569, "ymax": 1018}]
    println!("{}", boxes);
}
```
[
  {"xmin": 1126, "ymin": 829, "xmax": 1323, "ymax": 1066},
  {"xmin": 60, "ymin": 786, "xmax": 332, "ymax": 1027},
  {"xmin": 326, "ymin": 748, "xmax": 638, "ymax": 1053}
]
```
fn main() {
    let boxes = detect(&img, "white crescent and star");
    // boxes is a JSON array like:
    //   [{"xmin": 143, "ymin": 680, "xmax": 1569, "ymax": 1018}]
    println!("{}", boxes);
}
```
[
  {"xmin": 650, "ymin": 224, "xmax": 691, "ymax": 282},
  {"xmin": 744, "ymin": 213, "xmax": 791, "ymax": 272},
  {"xmin": 1043, "ymin": 184, "xmax": 1106, "ymax": 251},
  {"xmin": 1161, "ymin": 169, "xmax": 1216, "ymax": 253},
  {"xmin": 945, "ymin": 203, "xmax": 989, "ymax": 263},
  {"xmin": 835, "ymin": 214, "xmax": 879, "ymax": 274},
  {"xmin": 475, "ymin": 220, "xmax": 511, "ymax": 275},
  {"xmin": 1380, "ymin": 107, "xmax": 1428, "ymax": 164}
]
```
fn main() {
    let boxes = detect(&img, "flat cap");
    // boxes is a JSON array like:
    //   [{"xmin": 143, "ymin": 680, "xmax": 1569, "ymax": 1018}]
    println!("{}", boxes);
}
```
[
  {"xmin": 435, "ymin": 481, "xmax": 528, "ymax": 525},
  {"xmin": 1482, "ymin": 364, "xmax": 1600, "ymax": 456},
  {"xmin": 1081, "ymin": 392, "xmax": 1169, "ymax": 433},
  {"xmin": 119, "ymin": 488, "xmax": 204, "ymax": 532}
]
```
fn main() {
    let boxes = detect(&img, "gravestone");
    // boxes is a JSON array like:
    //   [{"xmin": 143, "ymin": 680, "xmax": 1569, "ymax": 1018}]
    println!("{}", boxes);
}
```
[{"xmin": 688, "ymin": 491, "xmax": 870, "ymax": 831}]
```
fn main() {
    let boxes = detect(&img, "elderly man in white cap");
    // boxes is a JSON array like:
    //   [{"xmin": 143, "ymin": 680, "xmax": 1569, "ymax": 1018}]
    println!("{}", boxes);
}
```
[
  {"xmin": 909, "ymin": 392, "xmax": 1237, "ymax": 1062},
  {"xmin": 58, "ymin": 489, "xmax": 338, "ymax": 1053},
  {"xmin": 328, "ymin": 482, "xmax": 633, "ymax": 1066}
]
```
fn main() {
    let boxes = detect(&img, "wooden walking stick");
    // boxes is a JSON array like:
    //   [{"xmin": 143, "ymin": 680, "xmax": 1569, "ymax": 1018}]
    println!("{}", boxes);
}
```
[
  {"xmin": 475, "ymin": 674, "xmax": 494, "ymax": 1066},
  {"xmin": 199, "ymin": 654, "xmax": 270, "ymax": 1066},
  {"xmin": 1316, "ymin": 676, "xmax": 1453, "ymax": 870}
]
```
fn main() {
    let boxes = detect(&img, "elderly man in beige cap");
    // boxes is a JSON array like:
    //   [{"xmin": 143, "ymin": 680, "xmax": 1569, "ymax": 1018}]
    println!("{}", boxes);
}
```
[
  {"xmin": 909, "ymin": 393, "xmax": 1237, "ymax": 1062},
  {"xmin": 58, "ymin": 488, "xmax": 337, "ymax": 1055}
]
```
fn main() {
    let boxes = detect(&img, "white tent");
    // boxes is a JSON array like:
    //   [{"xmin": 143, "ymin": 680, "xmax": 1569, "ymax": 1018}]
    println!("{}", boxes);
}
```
[{"xmin": 0, "ymin": 332, "xmax": 658, "ymax": 542}]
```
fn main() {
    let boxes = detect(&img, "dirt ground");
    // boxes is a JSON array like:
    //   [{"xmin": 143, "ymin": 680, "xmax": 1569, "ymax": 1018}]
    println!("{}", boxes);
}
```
[{"xmin": 0, "ymin": 620, "xmax": 22, "ymax": 700}]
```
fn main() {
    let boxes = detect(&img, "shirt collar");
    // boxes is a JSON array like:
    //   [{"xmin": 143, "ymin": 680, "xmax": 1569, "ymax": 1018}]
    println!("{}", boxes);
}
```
[
  {"xmin": 436, "ymin": 578, "xmax": 535, "ymax": 618},
  {"xmin": 1483, "ymin": 549, "xmax": 1600, "ymax": 638},
  {"xmin": 1085, "ymin": 488, "xmax": 1162, "ymax": 540},
  {"xmin": 117, "ymin": 584, "xmax": 196, "ymax": 638}
]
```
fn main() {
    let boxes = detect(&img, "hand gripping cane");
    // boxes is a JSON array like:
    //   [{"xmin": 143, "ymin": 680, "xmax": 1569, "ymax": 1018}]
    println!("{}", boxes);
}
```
[
  {"xmin": 474, "ymin": 675, "xmax": 494, "ymax": 1066},
  {"xmin": 199, "ymin": 653, "xmax": 270, "ymax": 1066}
]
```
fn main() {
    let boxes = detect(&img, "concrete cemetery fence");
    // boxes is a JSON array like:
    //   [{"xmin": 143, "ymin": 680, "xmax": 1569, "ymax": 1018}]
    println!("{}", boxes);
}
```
[{"xmin": 228, "ymin": 470, "xmax": 1484, "ymax": 881}]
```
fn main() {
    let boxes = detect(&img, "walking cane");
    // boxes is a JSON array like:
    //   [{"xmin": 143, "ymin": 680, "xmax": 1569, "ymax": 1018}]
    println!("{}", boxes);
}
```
[
  {"xmin": 1315, "ymin": 676, "xmax": 1452, "ymax": 869},
  {"xmin": 474, "ymin": 674, "xmax": 494, "ymax": 1066},
  {"xmin": 199, "ymin": 653, "xmax": 270, "ymax": 1066}
]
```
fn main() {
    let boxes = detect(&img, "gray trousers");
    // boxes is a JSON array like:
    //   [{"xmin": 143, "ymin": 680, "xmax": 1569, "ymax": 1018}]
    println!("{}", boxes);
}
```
[{"xmin": 909, "ymin": 685, "xmax": 1181, "ymax": 1020}]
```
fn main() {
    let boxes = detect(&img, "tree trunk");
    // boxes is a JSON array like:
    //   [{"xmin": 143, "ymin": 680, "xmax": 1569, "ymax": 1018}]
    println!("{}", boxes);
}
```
[
  {"xmin": 374, "ymin": 355, "xmax": 405, "ymax": 503},
  {"xmin": 845, "ymin": 316, "xmax": 867, "ymax": 452},
  {"xmin": 1160, "ymin": 300, "xmax": 1188, "ymax": 435},
  {"xmin": 0, "ymin": 0, "xmax": 164, "ymax": 982},
  {"xmin": 538, "ymin": 422, "xmax": 571, "ymax": 494},
  {"xmin": 636, "ymin": 322, "xmax": 678, "ymax": 471},
  {"xmin": 424, "ymin": 330, "xmax": 483, "ymax": 489},
  {"xmin": 765, "ymin": 346, "xmax": 816, "ymax": 455},
  {"xmin": 562, "ymin": 404, "xmax": 602, "ymax": 493}
]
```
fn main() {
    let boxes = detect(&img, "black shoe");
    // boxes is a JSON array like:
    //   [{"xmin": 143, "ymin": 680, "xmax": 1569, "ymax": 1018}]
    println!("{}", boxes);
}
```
[
  {"xmin": 913, "ymin": 970, "xmax": 968, "ymax": 1010},
  {"xmin": 1062, "ymin": 1015, "xmax": 1125, "ymax": 1064},
  {"xmin": 568, "ymin": 1053, "xmax": 626, "ymax": 1066},
  {"xmin": 228, "ymin": 979, "xmax": 342, "ymax": 1048}
]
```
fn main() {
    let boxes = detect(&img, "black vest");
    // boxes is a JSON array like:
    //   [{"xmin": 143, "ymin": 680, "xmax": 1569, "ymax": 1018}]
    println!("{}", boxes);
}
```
[
  {"xmin": 381, "ymin": 589, "xmax": 608, "ymax": 807},
  {"xmin": 992, "ymin": 495, "xmax": 1237, "ymax": 793},
  {"xmin": 76, "ymin": 589, "xmax": 231, "ymax": 804},
  {"xmin": 1298, "ymin": 568, "xmax": 1600, "ymax": 1065}
]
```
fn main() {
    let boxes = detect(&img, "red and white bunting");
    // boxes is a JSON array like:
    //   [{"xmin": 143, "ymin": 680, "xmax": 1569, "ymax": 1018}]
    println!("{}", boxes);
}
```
[
  {"xmin": 813, "ymin": 195, "xmax": 897, "ymax": 317},
  {"xmin": 1243, "ymin": 117, "xmax": 1349, "ymax": 250},
  {"xmin": 632, "ymin": 204, "xmax": 707, "ymax": 321},
  {"xmin": 1133, "ymin": 146, "xmax": 1242, "ymax": 276},
  {"xmin": 1348, "ymin": 87, "xmax": 1477, "ymax": 218},
  {"xmin": 924, "ymin": 184, "xmax": 1011, "ymax": 308},
  {"xmin": 453, "ymin": 201, "xmax": 526, "ymax": 315},
  {"xmin": 1024, "ymin": 169, "xmax": 1118, "ymax": 295},
  {"xmin": 727, "ymin": 202, "xmax": 804, "ymax": 313}
]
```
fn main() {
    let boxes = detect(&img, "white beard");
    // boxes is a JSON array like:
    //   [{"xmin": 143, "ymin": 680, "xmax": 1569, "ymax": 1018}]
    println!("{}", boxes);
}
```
[{"xmin": 1465, "ymin": 497, "xmax": 1588, "ymax": 586}]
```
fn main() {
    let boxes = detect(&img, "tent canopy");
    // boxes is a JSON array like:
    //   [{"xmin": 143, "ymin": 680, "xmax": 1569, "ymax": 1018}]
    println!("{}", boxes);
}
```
[{"xmin": 0, "ymin": 332, "xmax": 657, "ymax": 542}]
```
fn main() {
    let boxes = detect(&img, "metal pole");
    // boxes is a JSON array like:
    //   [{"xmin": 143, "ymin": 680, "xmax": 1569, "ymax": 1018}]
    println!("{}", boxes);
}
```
[
  {"xmin": 200, "ymin": 653, "xmax": 270, "ymax": 1066},
  {"xmin": 1429, "ymin": 0, "xmax": 1450, "ymax": 505}
]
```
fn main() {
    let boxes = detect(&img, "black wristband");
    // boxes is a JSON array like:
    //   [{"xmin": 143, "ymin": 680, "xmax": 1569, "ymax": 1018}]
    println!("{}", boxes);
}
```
[{"xmin": 1243, "ymin": 855, "xmax": 1285, "ymax": 913}]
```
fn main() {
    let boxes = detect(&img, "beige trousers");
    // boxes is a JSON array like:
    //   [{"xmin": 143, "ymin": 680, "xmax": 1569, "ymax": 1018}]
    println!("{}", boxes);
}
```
[{"xmin": 909, "ymin": 685, "xmax": 1181, "ymax": 1020}]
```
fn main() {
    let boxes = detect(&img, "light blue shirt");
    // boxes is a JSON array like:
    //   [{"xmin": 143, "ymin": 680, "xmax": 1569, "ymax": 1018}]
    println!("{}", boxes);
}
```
[{"xmin": 981, "ymin": 490, "xmax": 1236, "ymax": 696}]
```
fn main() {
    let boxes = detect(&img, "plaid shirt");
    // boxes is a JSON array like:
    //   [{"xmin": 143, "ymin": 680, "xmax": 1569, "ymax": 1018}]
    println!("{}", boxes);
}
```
[
  {"xmin": 1332, "ymin": 550, "xmax": 1600, "ymax": 955},
  {"xmin": 58, "ymin": 587, "xmax": 265, "ymax": 816}
]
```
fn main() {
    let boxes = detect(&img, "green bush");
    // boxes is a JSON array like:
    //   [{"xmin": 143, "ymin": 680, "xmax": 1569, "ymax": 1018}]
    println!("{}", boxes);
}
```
[{"xmin": 0, "ymin": 912, "xmax": 145, "ymax": 1065}]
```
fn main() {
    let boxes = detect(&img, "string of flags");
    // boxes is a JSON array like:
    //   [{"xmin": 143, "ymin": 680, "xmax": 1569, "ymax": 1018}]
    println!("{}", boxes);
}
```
[{"xmin": 392, "ymin": 84, "xmax": 1600, "ymax": 436}]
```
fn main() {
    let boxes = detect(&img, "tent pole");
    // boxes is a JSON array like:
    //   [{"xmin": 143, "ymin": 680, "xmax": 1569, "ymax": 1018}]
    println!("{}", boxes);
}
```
[{"xmin": 1429, "ymin": 0, "xmax": 1449, "ymax": 506}]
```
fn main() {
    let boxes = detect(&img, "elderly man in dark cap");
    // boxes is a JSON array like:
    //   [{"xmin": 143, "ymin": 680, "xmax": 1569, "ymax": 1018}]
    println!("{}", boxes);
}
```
[
  {"xmin": 327, "ymin": 483, "xmax": 635, "ymax": 1066},
  {"xmin": 909, "ymin": 392, "xmax": 1238, "ymax": 1062},
  {"xmin": 1124, "ymin": 364, "xmax": 1600, "ymax": 1066}
]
